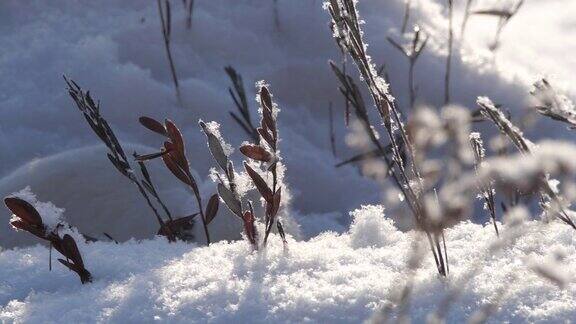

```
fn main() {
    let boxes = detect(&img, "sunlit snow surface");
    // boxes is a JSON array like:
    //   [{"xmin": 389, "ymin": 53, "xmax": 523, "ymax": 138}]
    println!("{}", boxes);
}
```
[
  {"xmin": 1, "ymin": 206, "xmax": 575, "ymax": 322},
  {"xmin": 1, "ymin": 0, "xmax": 576, "ymax": 322}
]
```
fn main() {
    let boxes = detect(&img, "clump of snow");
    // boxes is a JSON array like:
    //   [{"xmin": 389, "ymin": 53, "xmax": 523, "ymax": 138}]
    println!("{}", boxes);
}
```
[{"xmin": 348, "ymin": 205, "xmax": 400, "ymax": 248}]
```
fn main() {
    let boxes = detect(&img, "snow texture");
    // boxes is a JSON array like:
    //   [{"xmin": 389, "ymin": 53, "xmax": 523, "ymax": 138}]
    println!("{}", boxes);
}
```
[{"xmin": 1, "ymin": 205, "xmax": 575, "ymax": 323}]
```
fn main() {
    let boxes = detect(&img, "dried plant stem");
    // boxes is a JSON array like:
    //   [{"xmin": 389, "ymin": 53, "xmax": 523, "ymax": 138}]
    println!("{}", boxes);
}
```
[
  {"xmin": 387, "ymin": 26, "xmax": 428, "ymax": 110},
  {"xmin": 186, "ymin": 0, "xmax": 194, "ymax": 29},
  {"xmin": 460, "ymin": 0, "xmax": 475, "ymax": 39},
  {"xmin": 329, "ymin": 102, "xmax": 337, "ymax": 157},
  {"xmin": 327, "ymin": 0, "xmax": 448, "ymax": 276},
  {"xmin": 401, "ymin": 0, "xmax": 412, "ymax": 34},
  {"xmin": 478, "ymin": 97, "xmax": 576, "ymax": 230},
  {"xmin": 444, "ymin": 0, "xmax": 453, "ymax": 105},
  {"xmin": 157, "ymin": 0, "xmax": 182, "ymax": 106}
]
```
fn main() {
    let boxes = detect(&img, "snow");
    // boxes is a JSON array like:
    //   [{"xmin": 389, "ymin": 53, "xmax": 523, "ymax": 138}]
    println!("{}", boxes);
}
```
[
  {"xmin": 1, "ymin": 205, "xmax": 575, "ymax": 323},
  {"xmin": 2, "ymin": 0, "xmax": 576, "ymax": 321}
]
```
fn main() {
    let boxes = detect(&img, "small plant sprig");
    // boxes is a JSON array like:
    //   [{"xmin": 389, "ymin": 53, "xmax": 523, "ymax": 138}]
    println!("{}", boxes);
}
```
[
  {"xmin": 157, "ymin": 0, "xmax": 182, "ymax": 105},
  {"xmin": 387, "ymin": 26, "xmax": 428, "ymax": 109},
  {"xmin": 460, "ymin": 0, "xmax": 475, "ymax": 39},
  {"xmin": 4, "ymin": 197, "xmax": 92, "ymax": 284},
  {"xmin": 239, "ymin": 83, "xmax": 286, "ymax": 247},
  {"xmin": 477, "ymin": 97, "xmax": 576, "ymax": 229},
  {"xmin": 469, "ymin": 132, "xmax": 499, "ymax": 236},
  {"xmin": 530, "ymin": 79, "xmax": 576, "ymax": 129},
  {"xmin": 328, "ymin": 102, "xmax": 337, "ymax": 157},
  {"xmin": 138, "ymin": 117, "xmax": 220, "ymax": 245},
  {"xmin": 472, "ymin": 0, "xmax": 524, "ymax": 51},
  {"xmin": 198, "ymin": 121, "xmax": 259, "ymax": 249},
  {"xmin": 401, "ymin": 0, "xmax": 413, "ymax": 34},
  {"xmin": 183, "ymin": 0, "xmax": 194, "ymax": 29},
  {"xmin": 445, "ymin": 0, "xmax": 454, "ymax": 105},
  {"xmin": 224, "ymin": 66, "xmax": 259, "ymax": 143},
  {"xmin": 65, "ymin": 77, "xmax": 193, "ymax": 242}
]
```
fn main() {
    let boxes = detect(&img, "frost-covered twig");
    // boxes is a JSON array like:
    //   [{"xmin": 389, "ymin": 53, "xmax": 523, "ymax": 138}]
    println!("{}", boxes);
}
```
[
  {"xmin": 469, "ymin": 132, "xmax": 499, "ymax": 236},
  {"xmin": 477, "ymin": 97, "xmax": 576, "ymax": 229},
  {"xmin": 530, "ymin": 79, "xmax": 576, "ymax": 129},
  {"xmin": 326, "ymin": 0, "xmax": 448, "ymax": 276},
  {"xmin": 239, "ymin": 83, "xmax": 286, "ymax": 247}
]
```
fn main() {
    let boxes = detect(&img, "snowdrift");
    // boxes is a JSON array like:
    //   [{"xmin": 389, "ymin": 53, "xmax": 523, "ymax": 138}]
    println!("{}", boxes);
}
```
[{"xmin": 1, "ymin": 206, "xmax": 574, "ymax": 323}]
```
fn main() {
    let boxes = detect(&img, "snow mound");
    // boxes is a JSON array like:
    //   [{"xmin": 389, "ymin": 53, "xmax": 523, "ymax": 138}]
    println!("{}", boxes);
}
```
[{"xmin": 1, "ymin": 206, "xmax": 574, "ymax": 323}]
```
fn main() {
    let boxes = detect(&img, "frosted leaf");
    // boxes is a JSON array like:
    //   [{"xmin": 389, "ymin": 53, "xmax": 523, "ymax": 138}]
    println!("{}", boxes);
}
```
[
  {"xmin": 8, "ymin": 186, "xmax": 65, "ymax": 230},
  {"xmin": 202, "ymin": 121, "xmax": 234, "ymax": 156}
]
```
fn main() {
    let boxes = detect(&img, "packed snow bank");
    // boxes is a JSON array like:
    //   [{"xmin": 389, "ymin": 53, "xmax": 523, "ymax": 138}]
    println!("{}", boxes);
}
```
[{"xmin": 1, "ymin": 205, "xmax": 574, "ymax": 323}]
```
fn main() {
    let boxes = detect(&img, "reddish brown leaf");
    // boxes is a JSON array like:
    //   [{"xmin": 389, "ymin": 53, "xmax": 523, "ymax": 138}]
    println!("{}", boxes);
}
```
[
  {"xmin": 239, "ymin": 144, "xmax": 272, "ymax": 162},
  {"xmin": 4, "ymin": 197, "xmax": 43, "ymax": 227},
  {"xmin": 244, "ymin": 163, "xmax": 273, "ymax": 203},
  {"xmin": 258, "ymin": 127, "xmax": 275, "ymax": 150},
  {"xmin": 205, "ymin": 194, "xmax": 219, "ymax": 224},
  {"xmin": 162, "ymin": 152, "xmax": 192, "ymax": 187},
  {"xmin": 259, "ymin": 86, "xmax": 273, "ymax": 111},
  {"xmin": 165, "ymin": 119, "xmax": 185, "ymax": 154},
  {"xmin": 139, "ymin": 116, "xmax": 168, "ymax": 136},
  {"xmin": 61, "ymin": 234, "xmax": 84, "ymax": 269},
  {"xmin": 242, "ymin": 210, "xmax": 257, "ymax": 246}
]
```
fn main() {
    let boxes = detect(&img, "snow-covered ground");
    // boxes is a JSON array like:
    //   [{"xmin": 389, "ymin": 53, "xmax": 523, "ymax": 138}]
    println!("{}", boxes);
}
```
[
  {"xmin": 1, "ymin": 0, "xmax": 576, "ymax": 322},
  {"xmin": 1, "ymin": 205, "xmax": 575, "ymax": 323}
]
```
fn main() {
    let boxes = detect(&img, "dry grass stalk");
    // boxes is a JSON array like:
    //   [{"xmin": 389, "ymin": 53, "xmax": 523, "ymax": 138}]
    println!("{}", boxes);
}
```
[
  {"xmin": 401, "ymin": 0, "xmax": 413, "ymax": 34},
  {"xmin": 460, "ymin": 0, "xmax": 475, "ymax": 39},
  {"xmin": 224, "ymin": 66, "xmax": 259, "ymax": 143},
  {"xmin": 477, "ymin": 97, "xmax": 576, "ymax": 229},
  {"xmin": 387, "ymin": 26, "xmax": 428, "ymax": 109},
  {"xmin": 444, "ymin": 0, "xmax": 454, "ymax": 105},
  {"xmin": 472, "ymin": 0, "xmax": 524, "ymax": 51},
  {"xmin": 328, "ymin": 102, "xmax": 337, "ymax": 157},
  {"xmin": 469, "ymin": 132, "xmax": 499, "ymax": 236},
  {"xmin": 530, "ymin": 79, "xmax": 576, "ymax": 128},
  {"xmin": 65, "ymin": 77, "xmax": 189, "ymax": 242},
  {"xmin": 157, "ymin": 0, "xmax": 182, "ymax": 105},
  {"xmin": 326, "ymin": 0, "xmax": 449, "ymax": 276}
]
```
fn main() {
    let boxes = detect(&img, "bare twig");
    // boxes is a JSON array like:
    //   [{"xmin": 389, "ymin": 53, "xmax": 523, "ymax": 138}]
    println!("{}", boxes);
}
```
[
  {"xmin": 444, "ymin": 0, "xmax": 453, "ymax": 105},
  {"xmin": 387, "ymin": 26, "xmax": 428, "ymax": 109},
  {"xmin": 329, "ymin": 102, "xmax": 337, "ymax": 157},
  {"xmin": 157, "ymin": 0, "xmax": 182, "ymax": 105},
  {"xmin": 224, "ymin": 66, "xmax": 259, "ymax": 143}
]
